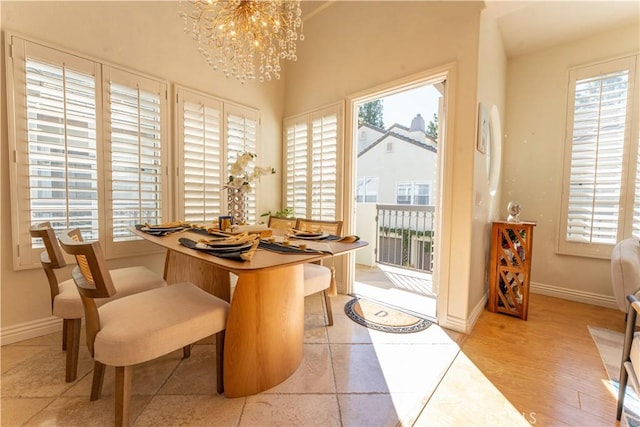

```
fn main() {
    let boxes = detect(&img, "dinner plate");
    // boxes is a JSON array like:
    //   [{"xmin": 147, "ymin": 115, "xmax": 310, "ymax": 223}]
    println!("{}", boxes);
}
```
[
  {"xmin": 199, "ymin": 239, "xmax": 255, "ymax": 248},
  {"xmin": 195, "ymin": 242, "xmax": 254, "ymax": 252},
  {"xmin": 291, "ymin": 232, "xmax": 330, "ymax": 240},
  {"xmin": 140, "ymin": 226, "xmax": 187, "ymax": 233}
]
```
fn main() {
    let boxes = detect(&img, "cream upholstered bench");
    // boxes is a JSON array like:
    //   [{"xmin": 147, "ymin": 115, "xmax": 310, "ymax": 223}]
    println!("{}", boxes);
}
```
[{"xmin": 611, "ymin": 238, "xmax": 640, "ymax": 314}]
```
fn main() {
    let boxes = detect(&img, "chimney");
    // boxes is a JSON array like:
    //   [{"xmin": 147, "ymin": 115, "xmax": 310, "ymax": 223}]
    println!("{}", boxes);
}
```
[{"xmin": 409, "ymin": 113, "xmax": 425, "ymax": 132}]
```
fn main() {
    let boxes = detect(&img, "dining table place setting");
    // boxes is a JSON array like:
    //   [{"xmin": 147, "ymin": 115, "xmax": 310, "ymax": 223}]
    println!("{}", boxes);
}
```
[
  {"xmin": 136, "ymin": 221, "xmax": 192, "ymax": 236},
  {"xmin": 287, "ymin": 228, "xmax": 361, "ymax": 243},
  {"xmin": 259, "ymin": 234, "xmax": 335, "ymax": 255},
  {"xmin": 178, "ymin": 232, "xmax": 261, "ymax": 261}
]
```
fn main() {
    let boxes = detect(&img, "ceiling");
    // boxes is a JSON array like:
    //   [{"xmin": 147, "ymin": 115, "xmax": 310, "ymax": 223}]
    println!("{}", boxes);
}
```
[
  {"xmin": 485, "ymin": 0, "xmax": 640, "ymax": 57},
  {"xmin": 301, "ymin": 1, "xmax": 640, "ymax": 58}
]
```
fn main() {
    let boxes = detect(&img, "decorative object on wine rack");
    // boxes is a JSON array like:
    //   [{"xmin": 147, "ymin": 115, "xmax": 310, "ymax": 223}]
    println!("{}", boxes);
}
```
[
  {"xmin": 507, "ymin": 200, "xmax": 521, "ymax": 223},
  {"xmin": 226, "ymin": 152, "xmax": 275, "ymax": 224},
  {"xmin": 488, "ymin": 221, "xmax": 536, "ymax": 320}
]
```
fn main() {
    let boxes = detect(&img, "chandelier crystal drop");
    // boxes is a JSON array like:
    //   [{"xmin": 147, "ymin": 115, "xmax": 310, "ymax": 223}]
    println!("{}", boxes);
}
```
[{"xmin": 179, "ymin": 0, "xmax": 304, "ymax": 84}]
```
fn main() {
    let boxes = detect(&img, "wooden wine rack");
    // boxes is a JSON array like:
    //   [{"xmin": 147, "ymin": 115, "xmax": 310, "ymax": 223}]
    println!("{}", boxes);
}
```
[{"xmin": 488, "ymin": 221, "xmax": 535, "ymax": 320}]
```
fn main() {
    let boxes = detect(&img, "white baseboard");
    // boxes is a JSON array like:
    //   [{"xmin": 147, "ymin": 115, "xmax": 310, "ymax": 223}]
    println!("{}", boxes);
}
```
[
  {"xmin": 439, "ymin": 293, "xmax": 487, "ymax": 334},
  {"xmin": 446, "ymin": 284, "xmax": 615, "ymax": 335},
  {"xmin": 467, "ymin": 293, "xmax": 488, "ymax": 331},
  {"xmin": 530, "ymin": 282, "xmax": 617, "ymax": 310},
  {"xmin": 1, "ymin": 317, "xmax": 62, "ymax": 346}
]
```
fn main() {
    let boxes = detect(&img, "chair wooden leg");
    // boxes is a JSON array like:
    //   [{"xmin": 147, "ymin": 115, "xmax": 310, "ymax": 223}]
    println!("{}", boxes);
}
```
[
  {"xmin": 90, "ymin": 361, "xmax": 106, "ymax": 401},
  {"xmin": 618, "ymin": 363, "xmax": 629, "ymax": 420},
  {"xmin": 115, "ymin": 365, "xmax": 132, "ymax": 427},
  {"xmin": 618, "ymin": 300, "xmax": 637, "ymax": 420},
  {"xmin": 62, "ymin": 319, "xmax": 68, "ymax": 351},
  {"xmin": 183, "ymin": 344, "xmax": 191, "ymax": 359},
  {"xmin": 322, "ymin": 289, "xmax": 334, "ymax": 326},
  {"xmin": 215, "ymin": 331, "xmax": 225, "ymax": 394},
  {"xmin": 64, "ymin": 318, "xmax": 81, "ymax": 382}
]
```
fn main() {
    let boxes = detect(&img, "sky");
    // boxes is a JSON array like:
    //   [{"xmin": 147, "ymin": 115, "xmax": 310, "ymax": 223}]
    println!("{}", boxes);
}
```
[{"xmin": 378, "ymin": 85, "xmax": 441, "ymax": 129}]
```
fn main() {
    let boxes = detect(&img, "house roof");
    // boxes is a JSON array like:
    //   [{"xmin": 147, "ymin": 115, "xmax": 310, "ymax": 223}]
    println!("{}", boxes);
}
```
[{"xmin": 358, "ymin": 126, "xmax": 437, "ymax": 157}]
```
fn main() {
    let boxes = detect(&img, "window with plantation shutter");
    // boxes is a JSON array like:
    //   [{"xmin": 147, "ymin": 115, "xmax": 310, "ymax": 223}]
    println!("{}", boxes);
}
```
[
  {"xmin": 103, "ymin": 67, "xmax": 169, "ymax": 250},
  {"xmin": 7, "ymin": 37, "xmax": 100, "ymax": 268},
  {"xmin": 559, "ymin": 55, "xmax": 639, "ymax": 258},
  {"xmin": 284, "ymin": 103, "xmax": 343, "ymax": 221},
  {"xmin": 225, "ymin": 105, "xmax": 259, "ymax": 223},
  {"xmin": 176, "ymin": 88, "xmax": 223, "ymax": 223},
  {"xmin": 7, "ymin": 34, "xmax": 169, "ymax": 267}
]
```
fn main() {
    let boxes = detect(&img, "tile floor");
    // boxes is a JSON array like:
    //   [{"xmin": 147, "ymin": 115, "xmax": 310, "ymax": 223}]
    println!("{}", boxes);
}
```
[{"xmin": 1, "ymin": 294, "xmax": 527, "ymax": 426}]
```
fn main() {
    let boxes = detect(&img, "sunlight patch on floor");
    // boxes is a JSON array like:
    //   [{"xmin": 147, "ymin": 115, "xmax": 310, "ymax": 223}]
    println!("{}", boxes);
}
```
[
  {"xmin": 353, "ymin": 280, "xmax": 437, "ymax": 320},
  {"xmin": 414, "ymin": 351, "xmax": 532, "ymax": 426}
]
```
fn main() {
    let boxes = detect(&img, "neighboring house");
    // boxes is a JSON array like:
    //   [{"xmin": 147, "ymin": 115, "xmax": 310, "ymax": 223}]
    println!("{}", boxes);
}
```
[
  {"xmin": 356, "ymin": 114, "xmax": 438, "ymax": 271},
  {"xmin": 357, "ymin": 114, "xmax": 437, "ymax": 206}
]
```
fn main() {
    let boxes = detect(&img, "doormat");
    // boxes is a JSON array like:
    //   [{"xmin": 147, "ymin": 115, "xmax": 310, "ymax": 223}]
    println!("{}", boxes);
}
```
[{"xmin": 344, "ymin": 297, "xmax": 432, "ymax": 333}]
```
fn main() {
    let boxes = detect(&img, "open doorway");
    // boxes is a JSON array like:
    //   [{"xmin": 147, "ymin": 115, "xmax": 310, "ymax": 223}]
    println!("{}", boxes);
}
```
[{"xmin": 351, "ymin": 82, "xmax": 444, "ymax": 320}]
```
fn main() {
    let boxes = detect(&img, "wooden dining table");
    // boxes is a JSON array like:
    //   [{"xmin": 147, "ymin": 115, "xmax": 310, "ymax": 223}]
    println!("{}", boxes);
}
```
[{"xmin": 130, "ymin": 227, "xmax": 367, "ymax": 398}]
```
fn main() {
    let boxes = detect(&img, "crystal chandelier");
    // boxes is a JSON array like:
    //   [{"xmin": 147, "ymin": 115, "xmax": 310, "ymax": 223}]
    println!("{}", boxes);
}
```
[{"xmin": 180, "ymin": 0, "xmax": 304, "ymax": 83}]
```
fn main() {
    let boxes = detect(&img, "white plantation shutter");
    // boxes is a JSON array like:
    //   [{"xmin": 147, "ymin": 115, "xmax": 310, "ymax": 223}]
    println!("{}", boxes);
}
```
[
  {"xmin": 27, "ymin": 60, "xmax": 99, "ymax": 239},
  {"xmin": 7, "ymin": 37, "xmax": 100, "ymax": 267},
  {"xmin": 285, "ymin": 120, "xmax": 308, "ymax": 218},
  {"xmin": 311, "ymin": 111, "xmax": 338, "ymax": 220},
  {"xmin": 104, "ymin": 67, "xmax": 168, "ymax": 245},
  {"xmin": 225, "ymin": 105, "xmax": 259, "ymax": 223},
  {"xmin": 283, "ymin": 103, "xmax": 342, "ymax": 221},
  {"xmin": 177, "ymin": 88, "xmax": 223, "ymax": 223},
  {"xmin": 559, "ymin": 56, "xmax": 639, "ymax": 257}
]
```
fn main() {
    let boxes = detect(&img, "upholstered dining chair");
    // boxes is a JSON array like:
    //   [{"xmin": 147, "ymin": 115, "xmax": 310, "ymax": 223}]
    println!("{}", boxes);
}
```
[
  {"xmin": 618, "ymin": 294, "xmax": 640, "ymax": 422},
  {"xmin": 58, "ymin": 228, "xmax": 229, "ymax": 427},
  {"xmin": 29, "ymin": 222, "xmax": 166, "ymax": 382},
  {"xmin": 294, "ymin": 218, "xmax": 344, "ymax": 326}
]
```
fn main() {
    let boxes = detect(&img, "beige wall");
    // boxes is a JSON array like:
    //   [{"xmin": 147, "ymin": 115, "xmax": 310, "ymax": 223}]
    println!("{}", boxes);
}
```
[
  {"xmin": 284, "ymin": 1, "xmax": 483, "ymax": 331},
  {"xmin": 503, "ymin": 23, "xmax": 640, "ymax": 303},
  {"xmin": 471, "ymin": 12, "xmax": 508, "ymax": 316},
  {"xmin": 1, "ymin": 1, "xmax": 283, "ymax": 340}
]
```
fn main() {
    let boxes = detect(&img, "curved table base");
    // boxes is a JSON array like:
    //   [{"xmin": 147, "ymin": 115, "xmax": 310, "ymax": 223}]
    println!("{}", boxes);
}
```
[{"xmin": 223, "ymin": 264, "xmax": 305, "ymax": 398}]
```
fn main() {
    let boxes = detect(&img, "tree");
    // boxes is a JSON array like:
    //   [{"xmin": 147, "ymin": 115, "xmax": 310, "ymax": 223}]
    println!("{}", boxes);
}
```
[
  {"xmin": 426, "ymin": 113, "xmax": 438, "ymax": 141},
  {"xmin": 358, "ymin": 100, "xmax": 384, "ymax": 128}
]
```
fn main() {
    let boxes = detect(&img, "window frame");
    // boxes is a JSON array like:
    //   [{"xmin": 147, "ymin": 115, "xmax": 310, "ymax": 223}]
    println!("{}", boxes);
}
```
[
  {"xmin": 557, "ymin": 54, "xmax": 639, "ymax": 259},
  {"xmin": 7, "ymin": 35, "xmax": 103, "ymax": 268},
  {"xmin": 283, "ymin": 103, "xmax": 343, "ymax": 221},
  {"xmin": 356, "ymin": 176, "xmax": 378, "ymax": 203},
  {"xmin": 396, "ymin": 182, "xmax": 413, "ymax": 205},
  {"xmin": 413, "ymin": 182, "xmax": 430, "ymax": 205}
]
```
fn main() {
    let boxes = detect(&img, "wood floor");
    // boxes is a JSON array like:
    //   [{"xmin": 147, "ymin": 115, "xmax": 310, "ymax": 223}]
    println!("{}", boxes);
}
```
[{"xmin": 454, "ymin": 293, "xmax": 625, "ymax": 426}]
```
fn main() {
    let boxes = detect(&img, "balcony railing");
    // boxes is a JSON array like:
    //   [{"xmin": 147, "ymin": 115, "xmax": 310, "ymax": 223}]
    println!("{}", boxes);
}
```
[{"xmin": 375, "ymin": 204, "xmax": 435, "ymax": 272}]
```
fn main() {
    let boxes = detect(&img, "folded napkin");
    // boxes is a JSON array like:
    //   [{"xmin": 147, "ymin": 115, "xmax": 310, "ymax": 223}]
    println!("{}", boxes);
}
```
[
  {"xmin": 259, "ymin": 239, "xmax": 333, "ymax": 255},
  {"xmin": 337, "ymin": 235, "xmax": 360, "ymax": 243}
]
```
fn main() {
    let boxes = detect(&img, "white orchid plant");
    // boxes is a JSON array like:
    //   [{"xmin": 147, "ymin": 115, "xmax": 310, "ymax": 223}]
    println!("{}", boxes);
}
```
[{"xmin": 227, "ymin": 151, "xmax": 276, "ymax": 193}]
